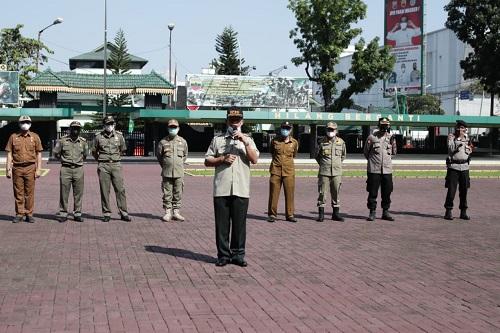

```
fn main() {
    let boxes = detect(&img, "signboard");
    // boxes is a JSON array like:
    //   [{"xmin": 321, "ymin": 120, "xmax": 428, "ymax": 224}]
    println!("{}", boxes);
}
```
[
  {"xmin": 0, "ymin": 71, "xmax": 20, "ymax": 105},
  {"xmin": 384, "ymin": 0, "xmax": 424, "ymax": 96},
  {"xmin": 459, "ymin": 90, "xmax": 473, "ymax": 100},
  {"xmin": 186, "ymin": 74, "xmax": 310, "ymax": 109}
]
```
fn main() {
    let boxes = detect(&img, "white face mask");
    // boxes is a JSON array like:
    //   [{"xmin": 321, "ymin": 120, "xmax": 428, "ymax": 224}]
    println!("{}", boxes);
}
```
[
  {"xmin": 20, "ymin": 123, "xmax": 31, "ymax": 131},
  {"xmin": 327, "ymin": 131, "xmax": 336, "ymax": 138},
  {"xmin": 105, "ymin": 124, "xmax": 115, "ymax": 133},
  {"xmin": 400, "ymin": 22, "xmax": 408, "ymax": 30}
]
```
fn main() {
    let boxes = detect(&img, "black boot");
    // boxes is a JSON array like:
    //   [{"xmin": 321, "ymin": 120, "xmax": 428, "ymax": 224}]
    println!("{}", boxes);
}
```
[
  {"xmin": 367, "ymin": 210, "xmax": 376, "ymax": 221},
  {"xmin": 317, "ymin": 207, "xmax": 324, "ymax": 222},
  {"xmin": 444, "ymin": 209, "xmax": 453, "ymax": 220},
  {"xmin": 332, "ymin": 207, "xmax": 345, "ymax": 222},
  {"xmin": 460, "ymin": 209, "xmax": 470, "ymax": 220},
  {"xmin": 382, "ymin": 209, "xmax": 395, "ymax": 221}
]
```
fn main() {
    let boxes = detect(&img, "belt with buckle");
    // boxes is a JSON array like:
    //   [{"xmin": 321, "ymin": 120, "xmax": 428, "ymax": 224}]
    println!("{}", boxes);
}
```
[{"xmin": 62, "ymin": 164, "xmax": 82, "ymax": 168}]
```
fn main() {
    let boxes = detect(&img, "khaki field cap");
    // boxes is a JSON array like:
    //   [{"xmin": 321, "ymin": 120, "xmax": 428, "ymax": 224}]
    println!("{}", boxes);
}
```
[
  {"xmin": 69, "ymin": 121, "xmax": 82, "ymax": 127},
  {"xmin": 103, "ymin": 116, "xmax": 115, "ymax": 124},
  {"xmin": 378, "ymin": 117, "xmax": 390, "ymax": 125},
  {"xmin": 18, "ymin": 115, "xmax": 32, "ymax": 123},
  {"xmin": 326, "ymin": 122, "xmax": 338, "ymax": 129},
  {"xmin": 227, "ymin": 107, "xmax": 244, "ymax": 119},
  {"xmin": 167, "ymin": 119, "xmax": 179, "ymax": 127}
]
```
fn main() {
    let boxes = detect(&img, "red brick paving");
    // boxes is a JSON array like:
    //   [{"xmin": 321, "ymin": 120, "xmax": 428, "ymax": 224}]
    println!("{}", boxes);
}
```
[{"xmin": 0, "ymin": 162, "xmax": 499, "ymax": 332}]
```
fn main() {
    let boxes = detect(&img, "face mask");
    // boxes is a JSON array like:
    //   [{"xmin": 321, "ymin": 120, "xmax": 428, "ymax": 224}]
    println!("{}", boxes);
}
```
[
  {"xmin": 227, "ymin": 126, "xmax": 240, "ymax": 136},
  {"xmin": 327, "ymin": 131, "xmax": 336, "ymax": 138},
  {"xmin": 280, "ymin": 128, "xmax": 291, "ymax": 137},
  {"xmin": 20, "ymin": 123, "xmax": 31, "ymax": 131},
  {"xmin": 168, "ymin": 128, "xmax": 179, "ymax": 137},
  {"xmin": 105, "ymin": 124, "xmax": 115, "ymax": 133},
  {"xmin": 70, "ymin": 128, "xmax": 80, "ymax": 137},
  {"xmin": 400, "ymin": 22, "xmax": 408, "ymax": 30}
]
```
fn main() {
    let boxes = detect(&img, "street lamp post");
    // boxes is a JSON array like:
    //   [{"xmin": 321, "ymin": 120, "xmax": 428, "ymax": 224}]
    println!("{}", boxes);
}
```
[
  {"xmin": 36, "ymin": 17, "xmax": 63, "ymax": 72},
  {"xmin": 103, "ymin": 0, "xmax": 108, "ymax": 118},
  {"xmin": 168, "ymin": 23, "xmax": 175, "ymax": 108}
]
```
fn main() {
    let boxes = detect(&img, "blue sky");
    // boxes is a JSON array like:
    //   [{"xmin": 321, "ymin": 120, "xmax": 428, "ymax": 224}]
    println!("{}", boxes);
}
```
[{"xmin": 2, "ymin": 0, "xmax": 449, "ymax": 80}]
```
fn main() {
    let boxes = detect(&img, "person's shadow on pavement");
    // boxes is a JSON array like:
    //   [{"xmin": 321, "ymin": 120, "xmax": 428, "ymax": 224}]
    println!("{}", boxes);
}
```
[{"xmin": 144, "ymin": 245, "xmax": 216, "ymax": 264}]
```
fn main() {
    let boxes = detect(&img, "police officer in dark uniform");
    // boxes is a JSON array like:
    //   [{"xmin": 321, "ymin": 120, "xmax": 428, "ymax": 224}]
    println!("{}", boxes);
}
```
[
  {"xmin": 364, "ymin": 117, "xmax": 397, "ymax": 221},
  {"xmin": 54, "ymin": 121, "xmax": 88, "ymax": 222},
  {"xmin": 444, "ymin": 120, "xmax": 473, "ymax": 220}
]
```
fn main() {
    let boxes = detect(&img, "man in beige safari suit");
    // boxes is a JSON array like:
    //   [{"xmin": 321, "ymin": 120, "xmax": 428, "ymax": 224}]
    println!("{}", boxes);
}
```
[
  {"xmin": 315, "ymin": 122, "xmax": 346, "ymax": 222},
  {"xmin": 157, "ymin": 119, "xmax": 188, "ymax": 222}
]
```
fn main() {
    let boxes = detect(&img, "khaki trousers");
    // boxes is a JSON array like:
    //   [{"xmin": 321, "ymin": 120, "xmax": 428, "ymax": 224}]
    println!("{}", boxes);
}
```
[
  {"xmin": 317, "ymin": 175, "xmax": 342, "ymax": 208},
  {"xmin": 268, "ymin": 174, "xmax": 295, "ymax": 218},
  {"xmin": 12, "ymin": 164, "xmax": 36, "ymax": 216},
  {"xmin": 59, "ymin": 166, "xmax": 85, "ymax": 217}
]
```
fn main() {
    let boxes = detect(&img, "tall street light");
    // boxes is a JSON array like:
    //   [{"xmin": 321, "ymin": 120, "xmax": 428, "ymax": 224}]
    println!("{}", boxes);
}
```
[
  {"xmin": 168, "ymin": 23, "xmax": 175, "ymax": 83},
  {"xmin": 103, "ymin": 0, "xmax": 108, "ymax": 118},
  {"xmin": 36, "ymin": 17, "xmax": 63, "ymax": 72}
]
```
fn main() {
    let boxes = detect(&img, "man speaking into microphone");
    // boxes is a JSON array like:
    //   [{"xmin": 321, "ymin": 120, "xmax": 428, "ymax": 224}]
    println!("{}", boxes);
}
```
[{"xmin": 205, "ymin": 107, "xmax": 259, "ymax": 267}]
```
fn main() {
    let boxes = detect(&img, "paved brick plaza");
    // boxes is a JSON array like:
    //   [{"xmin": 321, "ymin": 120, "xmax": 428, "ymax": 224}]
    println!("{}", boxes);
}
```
[{"xmin": 0, "ymin": 163, "xmax": 499, "ymax": 333}]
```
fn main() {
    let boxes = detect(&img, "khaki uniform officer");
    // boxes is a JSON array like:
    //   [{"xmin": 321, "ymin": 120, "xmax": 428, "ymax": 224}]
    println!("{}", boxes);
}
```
[
  {"xmin": 53, "ymin": 121, "xmax": 88, "ymax": 222},
  {"xmin": 267, "ymin": 121, "xmax": 299, "ymax": 223},
  {"xmin": 364, "ymin": 117, "xmax": 397, "ymax": 222},
  {"xmin": 156, "ymin": 119, "xmax": 188, "ymax": 222},
  {"xmin": 92, "ymin": 116, "xmax": 131, "ymax": 222},
  {"xmin": 315, "ymin": 122, "xmax": 346, "ymax": 222},
  {"xmin": 5, "ymin": 115, "xmax": 43, "ymax": 223},
  {"xmin": 444, "ymin": 120, "xmax": 473, "ymax": 221},
  {"xmin": 205, "ymin": 108, "xmax": 259, "ymax": 267}
]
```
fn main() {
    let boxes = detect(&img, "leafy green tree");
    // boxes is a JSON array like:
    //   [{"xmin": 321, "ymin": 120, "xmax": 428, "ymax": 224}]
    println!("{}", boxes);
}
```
[
  {"xmin": 445, "ymin": 0, "xmax": 500, "ymax": 115},
  {"xmin": 0, "ymin": 24, "xmax": 52, "ymax": 95},
  {"xmin": 108, "ymin": 28, "xmax": 132, "ymax": 107},
  {"xmin": 288, "ymin": 0, "xmax": 395, "ymax": 112},
  {"xmin": 211, "ymin": 26, "xmax": 250, "ymax": 75},
  {"xmin": 407, "ymin": 94, "xmax": 444, "ymax": 115}
]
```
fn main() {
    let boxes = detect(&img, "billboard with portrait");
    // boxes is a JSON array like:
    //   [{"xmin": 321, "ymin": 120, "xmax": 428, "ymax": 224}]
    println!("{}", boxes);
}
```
[
  {"xmin": 0, "ymin": 71, "xmax": 19, "ymax": 105},
  {"xmin": 186, "ymin": 74, "xmax": 310, "ymax": 109},
  {"xmin": 384, "ymin": 0, "xmax": 424, "ymax": 96}
]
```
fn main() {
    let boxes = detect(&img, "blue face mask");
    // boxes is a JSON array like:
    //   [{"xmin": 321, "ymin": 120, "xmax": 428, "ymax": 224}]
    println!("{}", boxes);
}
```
[
  {"xmin": 168, "ymin": 128, "xmax": 179, "ymax": 137},
  {"xmin": 280, "ymin": 128, "xmax": 291, "ymax": 137}
]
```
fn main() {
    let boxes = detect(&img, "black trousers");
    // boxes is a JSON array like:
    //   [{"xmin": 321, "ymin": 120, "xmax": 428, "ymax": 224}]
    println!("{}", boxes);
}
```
[
  {"xmin": 366, "ymin": 173, "xmax": 393, "ymax": 210},
  {"xmin": 444, "ymin": 169, "xmax": 470, "ymax": 210},
  {"xmin": 214, "ymin": 196, "xmax": 249, "ymax": 260}
]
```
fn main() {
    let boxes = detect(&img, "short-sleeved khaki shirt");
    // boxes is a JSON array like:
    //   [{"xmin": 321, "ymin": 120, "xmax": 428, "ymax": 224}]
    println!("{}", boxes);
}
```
[
  {"xmin": 315, "ymin": 137, "xmax": 346, "ymax": 176},
  {"xmin": 92, "ymin": 130, "xmax": 126, "ymax": 162},
  {"xmin": 5, "ymin": 131, "xmax": 43, "ymax": 165},
  {"xmin": 157, "ymin": 135, "xmax": 188, "ymax": 178},
  {"xmin": 53, "ymin": 136, "xmax": 88, "ymax": 166},
  {"xmin": 363, "ymin": 132, "xmax": 397, "ymax": 174},
  {"xmin": 205, "ymin": 133, "xmax": 259, "ymax": 198},
  {"xmin": 269, "ymin": 137, "xmax": 299, "ymax": 176}
]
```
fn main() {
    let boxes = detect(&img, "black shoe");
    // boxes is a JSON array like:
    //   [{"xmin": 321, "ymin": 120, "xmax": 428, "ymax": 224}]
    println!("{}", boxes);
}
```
[
  {"xmin": 231, "ymin": 259, "xmax": 248, "ymax": 267},
  {"xmin": 26, "ymin": 216, "xmax": 35, "ymax": 223},
  {"xmin": 332, "ymin": 207, "xmax": 345, "ymax": 222},
  {"xmin": 121, "ymin": 215, "xmax": 132, "ymax": 222},
  {"xmin": 460, "ymin": 210, "xmax": 470, "ymax": 220},
  {"xmin": 367, "ymin": 210, "xmax": 376, "ymax": 221},
  {"xmin": 267, "ymin": 215, "xmax": 276, "ymax": 223},
  {"xmin": 382, "ymin": 210, "xmax": 395, "ymax": 221},
  {"xmin": 215, "ymin": 258, "xmax": 230, "ymax": 267},
  {"xmin": 102, "ymin": 216, "xmax": 111, "ymax": 222},
  {"xmin": 286, "ymin": 216, "xmax": 297, "ymax": 223},
  {"xmin": 317, "ymin": 207, "xmax": 324, "ymax": 222},
  {"xmin": 12, "ymin": 216, "xmax": 23, "ymax": 223},
  {"xmin": 57, "ymin": 215, "xmax": 68, "ymax": 223},
  {"xmin": 74, "ymin": 216, "xmax": 84, "ymax": 222},
  {"xmin": 444, "ymin": 209, "xmax": 453, "ymax": 220}
]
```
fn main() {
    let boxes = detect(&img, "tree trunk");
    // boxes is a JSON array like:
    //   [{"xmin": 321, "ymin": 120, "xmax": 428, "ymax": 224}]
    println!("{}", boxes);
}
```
[{"xmin": 322, "ymin": 83, "xmax": 332, "ymax": 113}]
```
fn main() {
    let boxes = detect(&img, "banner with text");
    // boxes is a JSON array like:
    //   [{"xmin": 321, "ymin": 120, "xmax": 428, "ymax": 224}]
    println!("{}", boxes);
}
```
[
  {"xmin": 0, "ymin": 71, "xmax": 19, "ymax": 105},
  {"xmin": 384, "ymin": 0, "xmax": 424, "ymax": 96},
  {"xmin": 186, "ymin": 74, "xmax": 310, "ymax": 109}
]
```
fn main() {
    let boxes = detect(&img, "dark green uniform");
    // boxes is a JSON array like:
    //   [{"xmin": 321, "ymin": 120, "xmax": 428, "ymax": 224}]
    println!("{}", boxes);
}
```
[
  {"xmin": 92, "ymin": 130, "xmax": 129, "ymax": 218},
  {"xmin": 54, "ymin": 135, "xmax": 88, "ymax": 219}
]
